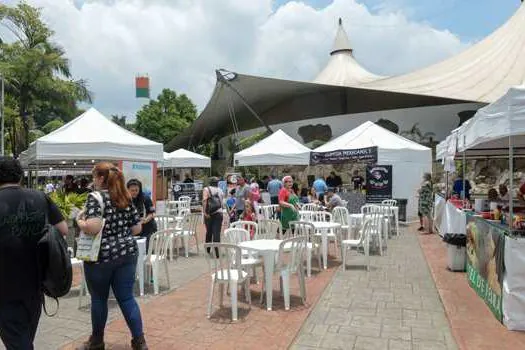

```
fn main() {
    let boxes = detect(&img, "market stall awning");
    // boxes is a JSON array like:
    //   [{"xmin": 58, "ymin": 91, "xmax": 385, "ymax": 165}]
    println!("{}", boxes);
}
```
[
  {"xmin": 161, "ymin": 148, "xmax": 211, "ymax": 168},
  {"xmin": 20, "ymin": 108, "xmax": 164, "ymax": 167},
  {"xmin": 234, "ymin": 129, "xmax": 311, "ymax": 166}
]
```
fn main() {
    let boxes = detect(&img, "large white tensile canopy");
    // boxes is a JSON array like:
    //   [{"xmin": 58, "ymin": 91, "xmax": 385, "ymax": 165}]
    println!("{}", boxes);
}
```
[
  {"xmin": 314, "ymin": 121, "xmax": 432, "ymax": 219},
  {"xmin": 162, "ymin": 149, "xmax": 211, "ymax": 168},
  {"xmin": 22, "ymin": 107, "xmax": 163, "ymax": 165},
  {"xmin": 234, "ymin": 129, "xmax": 311, "ymax": 166}
]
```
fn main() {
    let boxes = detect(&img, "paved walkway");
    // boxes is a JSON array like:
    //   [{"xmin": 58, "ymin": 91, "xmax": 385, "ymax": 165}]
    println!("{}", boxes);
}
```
[{"xmin": 291, "ymin": 227, "xmax": 457, "ymax": 350}]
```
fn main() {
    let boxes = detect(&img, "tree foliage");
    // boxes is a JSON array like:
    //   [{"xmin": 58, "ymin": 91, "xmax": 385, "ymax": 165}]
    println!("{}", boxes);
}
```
[
  {"xmin": 135, "ymin": 88, "xmax": 197, "ymax": 145},
  {"xmin": 0, "ymin": 2, "xmax": 92, "ymax": 156}
]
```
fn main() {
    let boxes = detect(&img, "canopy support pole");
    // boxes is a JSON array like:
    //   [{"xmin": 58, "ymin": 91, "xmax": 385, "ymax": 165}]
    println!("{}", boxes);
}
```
[
  {"xmin": 509, "ymin": 133, "xmax": 514, "ymax": 233},
  {"xmin": 216, "ymin": 69, "xmax": 273, "ymax": 135},
  {"xmin": 462, "ymin": 136, "xmax": 466, "ymax": 201}
]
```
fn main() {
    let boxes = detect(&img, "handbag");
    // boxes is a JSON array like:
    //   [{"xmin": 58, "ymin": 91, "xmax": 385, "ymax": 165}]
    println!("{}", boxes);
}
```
[{"xmin": 76, "ymin": 191, "xmax": 106, "ymax": 262}]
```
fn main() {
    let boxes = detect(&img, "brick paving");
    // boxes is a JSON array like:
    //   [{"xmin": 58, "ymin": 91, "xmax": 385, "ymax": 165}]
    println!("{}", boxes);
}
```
[
  {"xmin": 63, "ymin": 258, "xmax": 338, "ymax": 349},
  {"xmin": 419, "ymin": 233, "xmax": 525, "ymax": 350},
  {"xmin": 291, "ymin": 226, "xmax": 457, "ymax": 350}
]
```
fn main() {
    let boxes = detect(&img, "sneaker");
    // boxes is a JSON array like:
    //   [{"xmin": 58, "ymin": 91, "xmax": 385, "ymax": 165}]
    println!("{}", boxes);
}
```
[{"xmin": 417, "ymin": 226, "xmax": 425, "ymax": 231}]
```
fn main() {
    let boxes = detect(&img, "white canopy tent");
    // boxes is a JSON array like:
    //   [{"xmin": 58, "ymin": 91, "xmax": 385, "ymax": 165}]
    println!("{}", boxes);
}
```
[
  {"xmin": 314, "ymin": 121, "xmax": 432, "ymax": 219},
  {"xmin": 20, "ymin": 107, "xmax": 163, "ymax": 166},
  {"xmin": 234, "ymin": 129, "xmax": 311, "ymax": 166},
  {"xmin": 161, "ymin": 149, "xmax": 211, "ymax": 168}
]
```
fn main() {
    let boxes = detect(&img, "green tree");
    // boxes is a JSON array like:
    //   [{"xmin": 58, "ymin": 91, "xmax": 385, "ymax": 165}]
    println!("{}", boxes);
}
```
[
  {"xmin": 111, "ymin": 114, "xmax": 127, "ymax": 127},
  {"xmin": 135, "ymin": 88, "xmax": 197, "ymax": 145},
  {"xmin": 0, "ymin": 3, "xmax": 92, "ymax": 156},
  {"xmin": 41, "ymin": 118, "xmax": 64, "ymax": 134}
]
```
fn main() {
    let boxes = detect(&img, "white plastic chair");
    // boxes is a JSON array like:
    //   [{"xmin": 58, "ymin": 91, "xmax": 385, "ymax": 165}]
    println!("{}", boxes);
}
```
[
  {"xmin": 144, "ymin": 230, "xmax": 171, "ymax": 295},
  {"xmin": 342, "ymin": 218, "xmax": 371, "ymax": 271},
  {"xmin": 224, "ymin": 228, "xmax": 263, "ymax": 282},
  {"xmin": 176, "ymin": 212, "xmax": 201, "ymax": 257},
  {"xmin": 381, "ymin": 199, "xmax": 399, "ymax": 237},
  {"xmin": 230, "ymin": 221, "xmax": 258, "ymax": 240},
  {"xmin": 332, "ymin": 206, "xmax": 350, "ymax": 238},
  {"xmin": 289, "ymin": 221, "xmax": 321, "ymax": 277},
  {"xmin": 260, "ymin": 236, "xmax": 307, "ymax": 310},
  {"xmin": 155, "ymin": 215, "xmax": 180, "ymax": 260},
  {"xmin": 302, "ymin": 203, "xmax": 320, "ymax": 212},
  {"xmin": 257, "ymin": 219, "xmax": 282, "ymax": 239},
  {"xmin": 204, "ymin": 243, "xmax": 252, "ymax": 321},
  {"xmin": 260, "ymin": 205, "xmax": 280, "ymax": 220},
  {"xmin": 71, "ymin": 258, "xmax": 88, "ymax": 309},
  {"xmin": 361, "ymin": 204, "xmax": 386, "ymax": 256}
]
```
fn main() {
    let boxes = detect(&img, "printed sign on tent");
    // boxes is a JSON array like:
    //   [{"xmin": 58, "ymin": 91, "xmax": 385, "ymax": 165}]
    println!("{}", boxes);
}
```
[
  {"xmin": 120, "ymin": 161, "xmax": 157, "ymax": 203},
  {"xmin": 365, "ymin": 165, "xmax": 392, "ymax": 202},
  {"xmin": 310, "ymin": 146, "xmax": 378, "ymax": 165}
]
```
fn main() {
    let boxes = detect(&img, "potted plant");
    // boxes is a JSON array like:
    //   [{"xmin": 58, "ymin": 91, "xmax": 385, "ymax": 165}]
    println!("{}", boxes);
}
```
[{"xmin": 49, "ymin": 191, "xmax": 89, "ymax": 248}]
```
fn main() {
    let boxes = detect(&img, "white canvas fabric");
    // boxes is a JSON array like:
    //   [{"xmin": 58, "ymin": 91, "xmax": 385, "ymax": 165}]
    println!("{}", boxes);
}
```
[
  {"xmin": 458, "ymin": 85, "xmax": 525, "ymax": 155},
  {"xmin": 162, "ymin": 149, "xmax": 211, "ymax": 168},
  {"xmin": 313, "ymin": 121, "xmax": 432, "ymax": 219},
  {"xmin": 23, "ymin": 108, "xmax": 163, "ymax": 163},
  {"xmin": 234, "ymin": 129, "xmax": 311, "ymax": 166}
]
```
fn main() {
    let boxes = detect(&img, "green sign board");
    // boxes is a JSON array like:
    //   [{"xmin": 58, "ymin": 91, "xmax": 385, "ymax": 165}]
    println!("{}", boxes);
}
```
[{"xmin": 466, "ymin": 216, "xmax": 505, "ymax": 322}]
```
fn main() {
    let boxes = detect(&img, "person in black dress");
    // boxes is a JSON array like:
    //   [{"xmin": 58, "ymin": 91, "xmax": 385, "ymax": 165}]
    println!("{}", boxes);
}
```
[{"xmin": 127, "ymin": 179, "xmax": 157, "ymax": 248}]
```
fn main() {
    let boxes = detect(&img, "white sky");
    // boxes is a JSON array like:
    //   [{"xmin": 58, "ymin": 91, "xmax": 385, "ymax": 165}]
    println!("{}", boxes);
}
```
[{"xmin": 4, "ymin": 0, "xmax": 494, "ymax": 119}]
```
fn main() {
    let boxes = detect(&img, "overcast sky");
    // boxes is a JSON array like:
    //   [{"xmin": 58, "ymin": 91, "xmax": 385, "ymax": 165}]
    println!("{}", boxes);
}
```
[{"xmin": 2, "ymin": 0, "xmax": 521, "ymax": 119}]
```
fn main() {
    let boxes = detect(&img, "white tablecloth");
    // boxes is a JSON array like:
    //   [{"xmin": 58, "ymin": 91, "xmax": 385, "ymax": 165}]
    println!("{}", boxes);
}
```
[
  {"xmin": 238, "ymin": 239, "xmax": 282, "ymax": 311},
  {"xmin": 434, "ymin": 195, "xmax": 466, "ymax": 237}
]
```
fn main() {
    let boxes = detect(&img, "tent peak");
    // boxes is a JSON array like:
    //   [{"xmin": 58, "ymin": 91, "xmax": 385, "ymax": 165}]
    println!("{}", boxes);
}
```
[{"xmin": 331, "ymin": 18, "xmax": 353, "ymax": 56}]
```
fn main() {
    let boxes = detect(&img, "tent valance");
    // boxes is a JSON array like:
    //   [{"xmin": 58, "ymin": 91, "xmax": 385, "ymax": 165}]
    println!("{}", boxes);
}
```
[{"xmin": 234, "ymin": 129, "xmax": 311, "ymax": 166}]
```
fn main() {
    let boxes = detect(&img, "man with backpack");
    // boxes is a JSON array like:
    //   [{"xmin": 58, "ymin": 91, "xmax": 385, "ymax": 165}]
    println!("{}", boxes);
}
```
[
  {"xmin": 202, "ymin": 177, "xmax": 223, "ymax": 257},
  {"xmin": 0, "ymin": 157, "xmax": 68, "ymax": 349}
]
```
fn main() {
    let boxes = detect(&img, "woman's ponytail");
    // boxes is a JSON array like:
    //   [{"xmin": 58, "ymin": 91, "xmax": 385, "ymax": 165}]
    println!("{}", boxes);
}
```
[{"xmin": 92, "ymin": 162, "xmax": 132, "ymax": 209}]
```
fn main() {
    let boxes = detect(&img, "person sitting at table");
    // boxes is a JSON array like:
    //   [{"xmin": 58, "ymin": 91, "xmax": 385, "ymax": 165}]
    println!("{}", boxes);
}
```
[
  {"xmin": 499, "ymin": 184, "xmax": 510, "ymax": 202},
  {"xmin": 325, "ymin": 188, "xmax": 344, "ymax": 211},
  {"xmin": 308, "ymin": 187, "xmax": 319, "ymax": 204},
  {"xmin": 127, "ymin": 179, "xmax": 157, "ymax": 250},
  {"xmin": 300, "ymin": 187, "xmax": 310, "ymax": 204}
]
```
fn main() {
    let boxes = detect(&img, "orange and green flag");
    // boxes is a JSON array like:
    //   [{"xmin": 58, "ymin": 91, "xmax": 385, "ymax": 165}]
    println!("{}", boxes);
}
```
[{"xmin": 135, "ymin": 76, "xmax": 150, "ymax": 98}]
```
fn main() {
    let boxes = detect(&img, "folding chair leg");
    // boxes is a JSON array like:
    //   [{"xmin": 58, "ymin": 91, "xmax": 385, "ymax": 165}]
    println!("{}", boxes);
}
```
[
  {"xmin": 306, "ymin": 248, "xmax": 312, "ymax": 277},
  {"xmin": 207, "ymin": 278, "xmax": 215, "ymax": 318},
  {"xmin": 164, "ymin": 261, "xmax": 171, "ymax": 290},
  {"xmin": 342, "ymin": 246, "xmax": 347, "ymax": 271},
  {"xmin": 230, "ymin": 282, "xmax": 238, "ymax": 321},
  {"xmin": 183, "ymin": 236, "xmax": 189, "ymax": 258},
  {"xmin": 282, "ymin": 271, "xmax": 291, "ymax": 311}
]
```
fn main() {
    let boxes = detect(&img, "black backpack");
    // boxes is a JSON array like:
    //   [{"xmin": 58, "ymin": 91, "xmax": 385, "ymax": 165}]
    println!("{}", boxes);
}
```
[
  {"xmin": 206, "ymin": 187, "xmax": 222, "ymax": 215},
  {"xmin": 37, "ymin": 224, "xmax": 73, "ymax": 316}
]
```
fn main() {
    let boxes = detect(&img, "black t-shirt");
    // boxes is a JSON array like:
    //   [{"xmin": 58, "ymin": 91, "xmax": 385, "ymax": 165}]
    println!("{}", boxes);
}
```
[
  {"xmin": 0, "ymin": 186, "xmax": 64, "ymax": 302},
  {"xmin": 132, "ymin": 195, "xmax": 157, "ymax": 235},
  {"xmin": 352, "ymin": 176, "xmax": 364, "ymax": 190}
]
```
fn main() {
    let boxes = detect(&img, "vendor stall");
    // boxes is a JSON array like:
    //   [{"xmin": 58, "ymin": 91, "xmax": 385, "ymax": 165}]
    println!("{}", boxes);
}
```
[
  {"xmin": 435, "ymin": 84, "xmax": 525, "ymax": 330},
  {"xmin": 312, "ymin": 121, "xmax": 432, "ymax": 220}
]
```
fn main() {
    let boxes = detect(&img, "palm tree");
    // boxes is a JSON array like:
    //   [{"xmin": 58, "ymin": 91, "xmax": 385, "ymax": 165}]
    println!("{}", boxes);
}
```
[{"xmin": 0, "ymin": 3, "xmax": 92, "ymax": 155}]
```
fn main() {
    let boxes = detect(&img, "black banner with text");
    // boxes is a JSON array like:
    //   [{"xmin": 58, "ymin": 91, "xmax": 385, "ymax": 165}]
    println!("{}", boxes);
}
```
[
  {"xmin": 310, "ymin": 146, "xmax": 378, "ymax": 165},
  {"xmin": 366, "ymin": 165, "xmax": 393, "ymax": 202}
]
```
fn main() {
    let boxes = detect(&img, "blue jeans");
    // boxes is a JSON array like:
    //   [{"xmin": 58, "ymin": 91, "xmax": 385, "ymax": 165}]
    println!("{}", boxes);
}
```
[{"xmin": 84, "ymin": 255, "xmax": 143, "ymax": 340}]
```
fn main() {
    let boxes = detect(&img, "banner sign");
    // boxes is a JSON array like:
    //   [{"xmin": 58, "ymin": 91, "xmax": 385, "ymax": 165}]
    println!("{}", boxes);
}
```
[
  {"xmin": 310, "ymin": 146, "xmax": 378, "ymax": 165},
  {"xmin": 466, "ymin": 216, "xmax": 505, "ymax": 322},
  {"xmin": 172, "ymin": 181, "xmax": 203, "ymax": 207},
  {"xmin": 120, "ymin": 161, "xmax": 157, "ymax": 204},
  {"xmin": 366, "ymin": 165, "xmax": 392, "ymax": 202}
]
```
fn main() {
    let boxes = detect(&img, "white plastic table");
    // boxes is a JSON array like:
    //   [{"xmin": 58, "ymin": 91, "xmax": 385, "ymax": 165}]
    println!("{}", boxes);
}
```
[
  {"xmin": 310, "ymin": 222, "xmax": 341, "ymax": 270},
  {"xmin": 135, "ymin": 237, "xmax": 147, "ymax": 296},
  {"xmin": 238, "ymin": 239, "xmax": 282, "ymax": 311}
]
